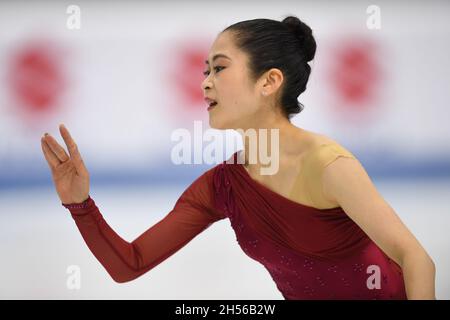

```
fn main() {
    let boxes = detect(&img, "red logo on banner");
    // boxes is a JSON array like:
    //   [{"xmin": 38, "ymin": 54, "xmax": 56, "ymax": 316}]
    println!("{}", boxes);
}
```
[
  {"xmin": 327, "ymin": 38, "xmax": 382, "ymax": 115},
  {"xmin": 7, "ymin": 40, "xmax": 66, "ymax": 114},
  {"xmin": 164, "ymin": 38, "xmax": 212, "ymax": 122},
  {"xmin": 175, "ymin": 48, "xmax": 208, "ymax": 109}
]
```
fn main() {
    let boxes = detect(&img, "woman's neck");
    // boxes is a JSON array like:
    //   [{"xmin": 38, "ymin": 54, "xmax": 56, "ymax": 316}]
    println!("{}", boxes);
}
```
[{"xmin": 237, "ymin": 117, "xmax": 306, "ymax": 175}]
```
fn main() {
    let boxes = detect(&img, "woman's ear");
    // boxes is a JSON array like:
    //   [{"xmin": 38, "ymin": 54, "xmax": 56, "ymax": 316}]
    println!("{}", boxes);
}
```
[{"xmin": 261, "ymin": 68, "xmax": 283, "ymax": 96}]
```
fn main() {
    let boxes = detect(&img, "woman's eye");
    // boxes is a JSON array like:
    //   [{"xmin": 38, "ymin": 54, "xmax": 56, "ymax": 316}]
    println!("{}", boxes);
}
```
[{"xmin": 203, "ymin": 66, "xmax": 224, "ymax": 76}]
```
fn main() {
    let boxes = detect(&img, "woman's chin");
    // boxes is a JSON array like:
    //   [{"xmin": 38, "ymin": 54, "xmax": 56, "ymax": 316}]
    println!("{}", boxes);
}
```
[
  {"xmin": 209, "ymin": 119, "xmax": 228, "ymax": 130},
  {"xmin": 209, "ymin": 121, "xmax": 221, "ymax": 130}
]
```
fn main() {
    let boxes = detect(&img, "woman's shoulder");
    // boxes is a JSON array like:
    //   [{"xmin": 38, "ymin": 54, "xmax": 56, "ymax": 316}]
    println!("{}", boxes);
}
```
[
  {"xmin": 301, "ymin": 131, "xmax": 357, "ymax": 168},
  {"xmin": 293, "ymin": 131, "xmax": 357, "ymax": 209}
]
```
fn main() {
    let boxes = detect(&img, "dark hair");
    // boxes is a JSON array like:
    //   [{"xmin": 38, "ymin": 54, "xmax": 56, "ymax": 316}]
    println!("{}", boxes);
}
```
[{"xmin": 222, "ymin": 15, "xmax": 316, "ymax": 120}]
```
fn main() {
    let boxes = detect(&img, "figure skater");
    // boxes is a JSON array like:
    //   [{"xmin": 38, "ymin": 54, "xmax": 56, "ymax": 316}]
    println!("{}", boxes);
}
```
[{"xmin": 40, "ymin": 15, "xmax": 435, "ymax": 299}]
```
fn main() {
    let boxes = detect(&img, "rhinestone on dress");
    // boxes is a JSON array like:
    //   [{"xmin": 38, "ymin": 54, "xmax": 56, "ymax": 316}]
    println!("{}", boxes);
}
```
[
  {"xmin": 303, "ymin": 286, "xmax": 315, "ymax": 296},
  {"xmin": 248, "ymin": 239, "xmax": 258, "ymax": 248},
  {"xmin": 303, "ymin": 259, "xmax": 314, "ymax": 271},
  {"xmin": 280, "ymin": 255, "xmax": 293, "ymax": 266},
  {"xmin": 273, "ymin": 267, "xmax": 283, "ymax": 275},
  {"xmin": 352, "ymin": 263, "xmax": 364, "ymax": 273},
  {"xmin": 327, "ymin": 265, "xmax": 338, "ymax": 273},
  {"xmin": 341, "ymin": 277, "xmax": 350, "ymax": 287},
  {"xmin": 316, "ymin": 276, "xmax": 326, "ymax": 287},
  {"xmin": 285, "ymin": 281, "xmax": 294, "ymax": 292}
]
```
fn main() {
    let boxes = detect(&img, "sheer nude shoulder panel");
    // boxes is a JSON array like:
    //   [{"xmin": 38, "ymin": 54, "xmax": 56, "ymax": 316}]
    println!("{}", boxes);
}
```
[{"xmin": 288, "ymin": 143, "xmax": 357, "ymax": 210}]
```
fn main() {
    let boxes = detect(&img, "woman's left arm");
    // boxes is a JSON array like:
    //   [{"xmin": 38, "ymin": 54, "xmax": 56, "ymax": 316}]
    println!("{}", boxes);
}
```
[{"xmin": 321, "ymin": 157, "xmax": 436, "ymax": 300}]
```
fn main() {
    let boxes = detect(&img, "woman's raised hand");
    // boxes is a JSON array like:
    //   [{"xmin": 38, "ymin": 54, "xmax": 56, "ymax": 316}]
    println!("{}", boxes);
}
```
[{"xmin": 41, "ymin": 124, "xmax": 90, "ymax": 205}]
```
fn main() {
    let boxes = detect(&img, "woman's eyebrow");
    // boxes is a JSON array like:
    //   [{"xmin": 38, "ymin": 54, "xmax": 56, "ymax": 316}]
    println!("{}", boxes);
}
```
[{"xmin": 205, "ymin": 53, "xmax": 231, "ymax": 65}]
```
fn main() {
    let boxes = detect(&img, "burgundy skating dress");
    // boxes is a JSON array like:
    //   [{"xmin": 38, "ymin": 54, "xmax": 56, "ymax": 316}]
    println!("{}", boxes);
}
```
[{"xmin": 64, "ymin": 143, "xmax": 407, "ymax": 299}]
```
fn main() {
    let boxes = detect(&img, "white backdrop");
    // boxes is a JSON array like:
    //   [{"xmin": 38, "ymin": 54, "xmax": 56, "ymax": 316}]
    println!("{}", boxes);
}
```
[
  {"xmin": 0, "ymin": 0, "xmax": 449, "ymax": 299},
  {"xmin": 0, "ymin": 0, "xmax": 449, "ymax": 187}
]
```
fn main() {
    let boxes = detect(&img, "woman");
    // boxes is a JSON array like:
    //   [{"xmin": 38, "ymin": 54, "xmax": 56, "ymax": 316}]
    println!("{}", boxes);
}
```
[{"xmin": 41, "ymin": 16, "xmax": 435, "ymax": 299}]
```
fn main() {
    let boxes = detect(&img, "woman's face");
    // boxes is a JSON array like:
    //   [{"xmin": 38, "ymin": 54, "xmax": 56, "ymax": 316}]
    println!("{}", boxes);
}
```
[{"xmin": 201, "ymin": 31, "xmax": 264, "ymax": 130}]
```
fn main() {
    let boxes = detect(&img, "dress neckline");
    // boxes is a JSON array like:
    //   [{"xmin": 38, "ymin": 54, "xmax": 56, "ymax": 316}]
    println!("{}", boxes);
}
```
[{"xmin": 233, "ymin": 147, "xmax": 341, "ymax": 212}]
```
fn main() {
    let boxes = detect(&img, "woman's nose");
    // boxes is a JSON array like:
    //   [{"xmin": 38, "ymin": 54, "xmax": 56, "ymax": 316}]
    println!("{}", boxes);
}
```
[{"xmin": 201, "ymin": 77, "xmax": 211, "ymax": 91}]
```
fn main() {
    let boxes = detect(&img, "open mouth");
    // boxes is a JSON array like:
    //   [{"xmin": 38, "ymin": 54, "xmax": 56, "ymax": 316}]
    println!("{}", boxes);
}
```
[{"xmin": 207, "ymin": 101, "xmax": 218, "ymax": 110}]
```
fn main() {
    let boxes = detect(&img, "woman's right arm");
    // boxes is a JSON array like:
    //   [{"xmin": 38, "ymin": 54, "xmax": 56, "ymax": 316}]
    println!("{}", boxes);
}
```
[
  {"xmin": 65, "ymin": 188, "xmax": 224, "ymax": 283},
  {"xmin": 41, "ymin": 125, "xmax": 226, "ymax": 283}
]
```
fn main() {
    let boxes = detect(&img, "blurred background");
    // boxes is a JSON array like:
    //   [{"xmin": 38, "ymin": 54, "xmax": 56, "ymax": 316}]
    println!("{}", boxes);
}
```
[{"xmin": 0, "ymin": 0, "xmax": 449, "ymax": 299}]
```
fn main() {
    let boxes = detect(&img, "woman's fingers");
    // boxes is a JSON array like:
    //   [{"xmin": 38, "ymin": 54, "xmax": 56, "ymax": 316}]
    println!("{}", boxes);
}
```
[
  {"xmin": 58, "ymin": 124, "xmax": 87, "ymax": 174},
  {"xmin": 43, "ymin": 133, "xmax": 70, "ymax": 163},
  {"xmin": 41, "ymin": 137, "xmax": 61, "ymax": 169},
  {"xmin": 59, "ymin": 124, "xmax": 77, "ymax": 156}
]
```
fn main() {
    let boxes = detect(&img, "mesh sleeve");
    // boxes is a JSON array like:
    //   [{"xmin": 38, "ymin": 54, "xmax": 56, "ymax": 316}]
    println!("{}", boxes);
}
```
[{"xmin": 65, "ymin": 167, "xmax": 226, "ymax": 283}]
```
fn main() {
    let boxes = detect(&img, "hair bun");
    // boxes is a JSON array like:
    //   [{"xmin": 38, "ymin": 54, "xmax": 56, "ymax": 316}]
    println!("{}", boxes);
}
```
[{"xmin": 282, "ymin": 16, "xmax": 316, "ymax": 62}]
